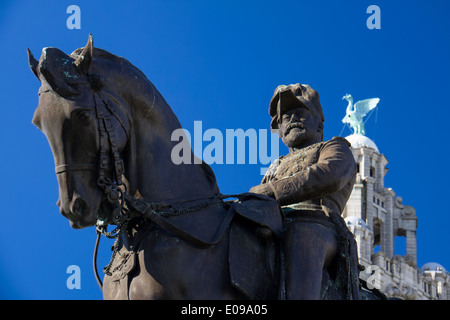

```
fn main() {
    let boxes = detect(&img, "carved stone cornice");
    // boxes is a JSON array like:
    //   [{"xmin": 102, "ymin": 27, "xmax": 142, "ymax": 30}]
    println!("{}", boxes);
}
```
[{"xmin": 386, "ymin": 283, "xmax": 418, "ymax": 300}]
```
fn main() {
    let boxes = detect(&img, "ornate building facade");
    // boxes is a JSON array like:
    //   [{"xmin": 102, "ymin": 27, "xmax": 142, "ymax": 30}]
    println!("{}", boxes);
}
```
[{"xmin": 343, "ymin": 133, "xmax": 449, "ymax": 300}]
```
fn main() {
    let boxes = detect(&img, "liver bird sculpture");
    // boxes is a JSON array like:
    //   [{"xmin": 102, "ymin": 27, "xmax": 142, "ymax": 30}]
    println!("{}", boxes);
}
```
[{"xmin": 342, "ymin": 94, "xmax": 379, "ymax": 135}]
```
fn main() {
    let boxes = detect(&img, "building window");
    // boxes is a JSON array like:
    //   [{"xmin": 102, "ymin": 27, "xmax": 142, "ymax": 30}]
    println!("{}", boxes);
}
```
[
  {"xmin": 424, "ymin": 283, "xmax": 432, "ymax": 294},
  {"xmin": 370, "ymin": 166, "xmax": 375, "ymax": 177}
]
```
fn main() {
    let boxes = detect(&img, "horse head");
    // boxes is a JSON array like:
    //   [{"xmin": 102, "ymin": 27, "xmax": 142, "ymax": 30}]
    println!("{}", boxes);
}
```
[
  {"xmin": 28, "ymin": 35, "xmax": 219, "ymax": 229},
  {"xmin": 28, "ymin": 35, "xmax": 131, "ymax": 228}
]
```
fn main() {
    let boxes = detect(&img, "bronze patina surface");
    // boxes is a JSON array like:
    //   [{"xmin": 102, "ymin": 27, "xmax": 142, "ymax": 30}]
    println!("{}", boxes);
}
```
[
  {"xmin": 28, "ymin": 36, "xmax": 382, "ymax": 300},
  {"xmin": 250, "ymin": 83, "xmax": 360, "ymax": 299}
]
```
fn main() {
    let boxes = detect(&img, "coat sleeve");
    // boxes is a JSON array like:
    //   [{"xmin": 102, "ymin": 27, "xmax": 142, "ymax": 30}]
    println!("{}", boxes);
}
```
[{"xmin": 269, "ymin": 137, "xmax": 356, "ymax": 206}]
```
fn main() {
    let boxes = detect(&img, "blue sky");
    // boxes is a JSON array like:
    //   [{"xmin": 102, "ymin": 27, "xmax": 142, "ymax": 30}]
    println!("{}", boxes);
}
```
[{"xmin": 1, "ymin": 0, "xmax": 449, "ymax": 299}]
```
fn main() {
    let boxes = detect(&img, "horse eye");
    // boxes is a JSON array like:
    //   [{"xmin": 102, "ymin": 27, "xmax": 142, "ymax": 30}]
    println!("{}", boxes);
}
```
[{"xmin": 76, "ymin": 110, "xmax": 91, "ymax": 121}]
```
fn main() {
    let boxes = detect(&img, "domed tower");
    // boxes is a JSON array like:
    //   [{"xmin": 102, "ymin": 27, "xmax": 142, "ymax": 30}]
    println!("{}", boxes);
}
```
[
  {"xmin": 337, "ymin": 94, "xmax": 450, "ymax": 298},
  {"xmin": 420, "ymin": 263, "xmax": 449, "ymax": 300},
  {"xmin": 343, "ymin": 133, "xmax": 419, "ymax": 262},
  {"xmin": 340, "ymin": 99, "xmax": 449, "ymax": 299},
  {"xmin": 342, "ymin": 132, "xmax": 431, "ymax": 298}
]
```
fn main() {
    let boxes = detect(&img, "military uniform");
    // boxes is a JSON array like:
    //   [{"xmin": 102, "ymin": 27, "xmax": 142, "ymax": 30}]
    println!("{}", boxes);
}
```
[
  {"xmin": 251, "ymin": 83, "xmax": 361, "ymax": 299},
  {"xmin": 262, "ymin": 136, "xmax": 356, "ymax": 220},
  {"xmin": 261, "ymin": 136, "xmax": 359, "ymax": 299}
]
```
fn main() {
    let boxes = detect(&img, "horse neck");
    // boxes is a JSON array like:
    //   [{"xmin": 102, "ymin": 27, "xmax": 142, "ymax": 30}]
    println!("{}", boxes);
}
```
[{"xmin": 123, "ymin": 88, "xmax": 220, "ymax": 204}]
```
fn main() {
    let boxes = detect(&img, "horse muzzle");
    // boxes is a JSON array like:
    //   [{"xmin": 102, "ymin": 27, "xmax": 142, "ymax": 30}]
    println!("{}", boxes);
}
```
[{"xmin": 58, "ymin": 195, "xmax": 99, "ymax": 229}]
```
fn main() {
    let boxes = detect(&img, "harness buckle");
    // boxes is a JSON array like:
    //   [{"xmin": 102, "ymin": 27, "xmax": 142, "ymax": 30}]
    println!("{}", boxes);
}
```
[
  {"xmin": 130, "ymin": 198, "xmax": 149, "ymax": 215},
  {"xmin": 100, "ymin": 154, "xmax": 109, "ymax": 169}
]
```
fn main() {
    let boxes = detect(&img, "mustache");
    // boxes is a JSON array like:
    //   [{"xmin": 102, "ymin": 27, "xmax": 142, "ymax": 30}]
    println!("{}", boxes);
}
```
[{"xmin": 284, "ymin": 121, "xmax": 305, "ymax": 135}]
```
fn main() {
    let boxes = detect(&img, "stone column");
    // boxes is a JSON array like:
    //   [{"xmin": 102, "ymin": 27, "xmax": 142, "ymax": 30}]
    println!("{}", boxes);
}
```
[
  {"xmin": 406, "ymin": 229, "xmax": 417, "ymax": 264},
  {"xmin": 383, "ymin": 188, "xmax": 395, "ymax": 258}
]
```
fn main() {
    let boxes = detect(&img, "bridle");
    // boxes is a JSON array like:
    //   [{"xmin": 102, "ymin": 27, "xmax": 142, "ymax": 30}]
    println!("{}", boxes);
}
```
[
  {"xmin": 54, "ymin": 77, "xmax": 131, "ymax": 289},
  {"xmin": 54, "ymin": 75, "xmax": 231, "ymax": 292},
  {"xmin": 54, "ymin": 87, "xmax": 129, "ymax": 225}
]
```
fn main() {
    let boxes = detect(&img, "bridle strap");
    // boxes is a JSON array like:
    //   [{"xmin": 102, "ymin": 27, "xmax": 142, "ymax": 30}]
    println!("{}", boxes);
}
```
[
  {"xmin": 94, "ymin": 92, "xmax": 125, "ymax": 188},
  {"xmin": 55, "ymin": 163, "xmax": 97, "ymax": 174},
  {"xmin": 53, "ymin": 92, "xmax": 126, "ymax": 186},
  {"xmin": 53, "ymin": 77, "xmax": 129, "ymax": 291}
]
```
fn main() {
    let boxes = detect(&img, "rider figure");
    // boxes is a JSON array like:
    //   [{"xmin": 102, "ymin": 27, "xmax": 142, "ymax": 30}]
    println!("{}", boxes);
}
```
[{"xmin": 250, "ymin": 83, "xmax": 357, "ymax": 299}]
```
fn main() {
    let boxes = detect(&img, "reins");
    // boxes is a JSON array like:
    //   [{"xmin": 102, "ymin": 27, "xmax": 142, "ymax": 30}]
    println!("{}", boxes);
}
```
[
  {"xmin": 56, "ymin": 86, "xmax": 233, "ymax": 291},
  {"xmin": 54, "ymin": 78, "xmax": 237, "ymax": 291},
  {"xmin": 93, "ymin": 230, "xmax": 103, "ymax": 289},
  {"xmin": 93, "ymin": 192, "xmax": 234, "ymax": 290}
]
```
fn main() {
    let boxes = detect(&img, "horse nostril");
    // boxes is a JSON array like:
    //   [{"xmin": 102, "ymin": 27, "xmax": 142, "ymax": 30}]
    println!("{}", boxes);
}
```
[{"xmin": 72, "ymin": 198, "xmax": 88, "ymax": 217}]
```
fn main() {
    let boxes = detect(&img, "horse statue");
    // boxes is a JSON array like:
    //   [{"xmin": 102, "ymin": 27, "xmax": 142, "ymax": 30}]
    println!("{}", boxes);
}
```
[{"xmin": 27, "ymin": 35, "xmax": 383, "ymax": 300}]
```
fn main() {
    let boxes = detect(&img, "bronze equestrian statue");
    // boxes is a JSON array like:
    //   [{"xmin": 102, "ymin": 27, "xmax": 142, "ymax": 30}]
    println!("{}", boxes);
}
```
[{"xmin": 27, "ymin": 35, "xmax": 381, "ymax": 300}]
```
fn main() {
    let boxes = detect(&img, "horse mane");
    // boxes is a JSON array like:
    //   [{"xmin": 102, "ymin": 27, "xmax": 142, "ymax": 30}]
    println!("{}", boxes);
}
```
[
  {"xmin": 71, "ymin": 46, "xmax": 168, "ymax": 123},
  {"xmin": 71, "ymin": 47, "xmax": 149, "ymax": 84},
  {"xmin": 70, "ymin": 47, "xmax": 219, "ymax": 192}
]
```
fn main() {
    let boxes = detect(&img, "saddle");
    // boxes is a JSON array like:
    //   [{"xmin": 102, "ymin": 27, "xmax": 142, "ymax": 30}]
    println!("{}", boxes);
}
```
[
  {"xmin": 104, "ymin": 192, "xmax": 284, "ymax": 299},
  {"xmin": 227, "ymin": 193, "xmax": 283, "ymax": 299}
]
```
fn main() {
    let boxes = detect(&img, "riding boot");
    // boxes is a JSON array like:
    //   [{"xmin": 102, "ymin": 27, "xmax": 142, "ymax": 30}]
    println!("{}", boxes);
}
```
[{"xmin": 283, "ymin": 219, "xmax": 337, "ymax": 300}]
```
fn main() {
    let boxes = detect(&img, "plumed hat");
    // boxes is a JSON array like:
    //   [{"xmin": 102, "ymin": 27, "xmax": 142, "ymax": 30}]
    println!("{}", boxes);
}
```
[{"xmin": 269, "ymin": 83, "xmax": 324, "ymax": 131}]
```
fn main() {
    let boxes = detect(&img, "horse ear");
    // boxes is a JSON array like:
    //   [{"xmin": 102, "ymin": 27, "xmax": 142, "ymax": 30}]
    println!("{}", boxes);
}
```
[
  {"xmin": 27, "ymin": 48, "xmax": 40, "ymax": 80},
  {"xmin": 74, "ymin": 34, "xmax": 94, "ymax": 74}
]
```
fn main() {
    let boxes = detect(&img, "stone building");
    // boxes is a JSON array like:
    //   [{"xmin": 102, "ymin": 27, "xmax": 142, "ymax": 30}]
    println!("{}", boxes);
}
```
[{"xmin": 343, "ymin": 133, "xmax": 449, "ymax": 300}]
